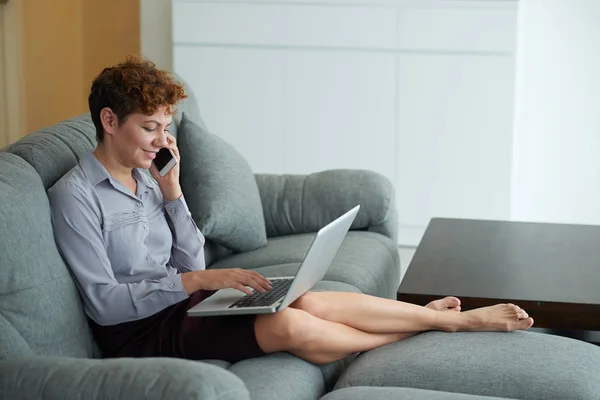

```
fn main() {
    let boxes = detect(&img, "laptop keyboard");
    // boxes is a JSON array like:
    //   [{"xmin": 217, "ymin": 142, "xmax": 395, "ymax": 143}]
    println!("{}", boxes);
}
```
[{"xmin": 229, "ymin": 278, "xmax": 293, "ymax": 308}]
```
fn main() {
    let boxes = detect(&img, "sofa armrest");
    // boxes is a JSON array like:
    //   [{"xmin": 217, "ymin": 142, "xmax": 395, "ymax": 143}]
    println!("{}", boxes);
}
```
[
  {"xmin": 255, "ymin": 169, "xmax": 398, "ymax": 242},
  {"xmin": 0, "ymin": 356, "xmax": 250, "ymax": 400}
]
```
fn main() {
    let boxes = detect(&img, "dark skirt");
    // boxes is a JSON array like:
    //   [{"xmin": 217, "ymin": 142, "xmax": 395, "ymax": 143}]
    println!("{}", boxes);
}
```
[{"xmin": 90, "ymin": 290, "xmax": 266, "ymax": 363}]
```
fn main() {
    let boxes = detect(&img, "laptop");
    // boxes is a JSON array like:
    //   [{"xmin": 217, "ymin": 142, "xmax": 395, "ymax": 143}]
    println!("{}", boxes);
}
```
[{"xmin": 187, "ymin": 205, "xmax": 360, "ymax": 317}]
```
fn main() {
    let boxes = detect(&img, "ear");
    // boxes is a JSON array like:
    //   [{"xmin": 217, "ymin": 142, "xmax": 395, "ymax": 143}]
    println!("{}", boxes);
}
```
[{"xmin": 99, "ymin": 108, "xmax": 119, "ymax": 138}]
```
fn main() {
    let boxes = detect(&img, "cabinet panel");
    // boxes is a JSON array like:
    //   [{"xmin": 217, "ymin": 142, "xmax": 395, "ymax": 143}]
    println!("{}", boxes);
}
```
[
  {"xmin": 397, "ymin": 7, "xmax": 517, "ymax": 52},
  {"xmin": 281, "ymin": 51, "xmax": 397, "ymax": 184},
  {"xmin": 173, "ymin": 2, "xmax": 396, "ymax": 49},
  {"xmin": 173, "ymin": 47, "xmax": 286, "ymax": 173},
  {"xmin": 396, "ymin": 54, "xmax": 515, "ymax": 243}
]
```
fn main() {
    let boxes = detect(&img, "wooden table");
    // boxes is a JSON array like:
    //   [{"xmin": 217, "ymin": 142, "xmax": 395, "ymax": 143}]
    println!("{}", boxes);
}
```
[{"xmin": 397, "ymin": 218, "xmax": 600, "ymax": 332}]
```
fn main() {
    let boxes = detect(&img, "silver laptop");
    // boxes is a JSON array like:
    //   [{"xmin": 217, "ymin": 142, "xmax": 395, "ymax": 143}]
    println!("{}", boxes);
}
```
[{"xmin": 187, "ymin": 205, "xmax": 360, "ymax": 317}]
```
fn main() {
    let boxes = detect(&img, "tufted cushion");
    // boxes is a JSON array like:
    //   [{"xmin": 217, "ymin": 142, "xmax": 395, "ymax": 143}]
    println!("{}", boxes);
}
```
[
  {"xmin": 8, "ymin": 114, "xmax": 97, "ymax": 190},
  {"xmin": 255, "ymin": 170, "xmax": 398, "ymax": 242},
  {"xmin": 177, "ymin": 113, "xmax": 268, "ymax": 253},
  {"xmin": 0, "ymin": 153, "xmax": 93, "ymax": 358}
]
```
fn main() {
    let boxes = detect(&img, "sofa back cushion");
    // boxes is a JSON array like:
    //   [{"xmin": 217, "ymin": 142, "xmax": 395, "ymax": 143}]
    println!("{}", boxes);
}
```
[
  {"xmin": 8, "ymin": 114, "xmax": 97, "ymax": 190},
  {"xmin": 177, "ymin": 113, "xmax": 268, "ymax": 253},
  {"xmin": 0, "ymin": 153, "xmax": 94, "ymax": 358}
]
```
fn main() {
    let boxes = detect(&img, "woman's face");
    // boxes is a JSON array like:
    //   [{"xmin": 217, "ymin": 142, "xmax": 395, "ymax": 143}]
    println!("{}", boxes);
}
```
[{"xmin": 105, "ymin": 106, "xmax": 172, "ymax": 170}]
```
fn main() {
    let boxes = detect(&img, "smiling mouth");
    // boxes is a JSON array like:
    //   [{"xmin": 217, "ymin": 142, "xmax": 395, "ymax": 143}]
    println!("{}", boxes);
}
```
[{"xmin": 144, "ymin": 150, "xmax": 157, "ymax": 159}]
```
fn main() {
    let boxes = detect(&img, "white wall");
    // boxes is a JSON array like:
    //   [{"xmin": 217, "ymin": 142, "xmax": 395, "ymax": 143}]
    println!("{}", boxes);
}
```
[
  {"xmin": 171, "ymin": 0, "xmax": 518, "ymax": 246},
  {"xmin": 140, "ymin": 0, "xmax": 173, "ymax": 71},
  {"xmin": 146, "ymin": 0, "xmax": 600, "ymax": 238},
  {"xmin": 511, "ymin": 0, "xmax": 600, "ymax": 224}
]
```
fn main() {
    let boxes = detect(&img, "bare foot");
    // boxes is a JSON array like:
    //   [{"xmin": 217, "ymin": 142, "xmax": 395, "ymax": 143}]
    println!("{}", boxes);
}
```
[
  {"xmin": 462, "ymin": 304, "xmax": 534, "ymax": 332},
  {"xmin": 426, "ymin": 296, "xmax": 461, "ymax": 312}
]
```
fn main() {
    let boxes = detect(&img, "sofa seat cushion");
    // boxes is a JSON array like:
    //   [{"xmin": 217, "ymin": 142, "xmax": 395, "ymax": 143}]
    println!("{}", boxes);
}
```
[
  {"xmin": 229, "ymin": 352, "xmax": 325, "ymax": 400},
  {"xmin": 209, "ymin": 231, "xmax": 400, "ymax": 299},
  {"xmin": 0, "ymin": 153, "xmax": 93, "ymax": 358},
  {"xmin": 335, "ymin": 330, "xmax": 600, "ymax": 400},
  {"xmin": 322, "ymin": 387, "xmax": 513, "ymax": 400},
  {"xmin": 228, "ymin": 347, "xmax": 356, "ymax": 400}
]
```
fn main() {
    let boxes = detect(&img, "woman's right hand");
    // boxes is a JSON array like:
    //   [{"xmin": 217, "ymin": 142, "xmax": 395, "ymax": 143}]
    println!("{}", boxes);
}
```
[{"xmin": 181, "ymin": 268, "xmax": 273, "ymax": 296}]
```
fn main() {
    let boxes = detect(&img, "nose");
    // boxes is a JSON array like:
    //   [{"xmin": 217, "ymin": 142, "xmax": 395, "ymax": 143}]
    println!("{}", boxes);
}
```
[{"xmin": 153, "ymin": 130, "xmax": 169, "ymax": 148}]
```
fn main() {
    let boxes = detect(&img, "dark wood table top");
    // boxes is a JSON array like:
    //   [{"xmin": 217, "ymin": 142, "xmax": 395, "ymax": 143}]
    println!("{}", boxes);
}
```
[{"xmin": 397, "ymin": 218, "xmax": 600, "ymax": 331}]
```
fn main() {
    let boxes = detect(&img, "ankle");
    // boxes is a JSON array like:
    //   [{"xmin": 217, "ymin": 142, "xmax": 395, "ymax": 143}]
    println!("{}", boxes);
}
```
[
  {"xmin": 433, "ymin": 311, "xmax": 461, "ymax": 333},
  {"xmin": 436, "ymin": 312, "xmax": 480, "ymax": 333}
]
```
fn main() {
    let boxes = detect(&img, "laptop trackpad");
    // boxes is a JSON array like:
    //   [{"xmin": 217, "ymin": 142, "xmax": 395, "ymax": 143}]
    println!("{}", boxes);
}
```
[{"xmin": 203, "ymin": 288, "xmax": 246, "ymax": 308}]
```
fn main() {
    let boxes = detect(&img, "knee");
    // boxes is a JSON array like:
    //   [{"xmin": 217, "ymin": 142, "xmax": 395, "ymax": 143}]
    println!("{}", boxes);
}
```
[
  {"xmin": 291, "ymin": 292, "xmax": 331, "ymax": 319},
  {"xmin": 278, "ymin": 309, "xmax": 316, "ymax": 348},
  {"xmin": 256, "ymin": 309, "xmax": 315, "ymax": 352}
]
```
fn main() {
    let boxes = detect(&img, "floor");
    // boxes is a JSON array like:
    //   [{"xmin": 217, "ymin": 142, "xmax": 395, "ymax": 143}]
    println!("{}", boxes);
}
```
[{"xmin": 398, "ymin": 246, "xmax": 416, "ymax": 283}]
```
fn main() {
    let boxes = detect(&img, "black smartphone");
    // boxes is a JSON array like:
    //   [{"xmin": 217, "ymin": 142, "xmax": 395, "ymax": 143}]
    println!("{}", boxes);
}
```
[{"xmin": 153, "ymin": 148, "xmax": 177, "ymax": 177}]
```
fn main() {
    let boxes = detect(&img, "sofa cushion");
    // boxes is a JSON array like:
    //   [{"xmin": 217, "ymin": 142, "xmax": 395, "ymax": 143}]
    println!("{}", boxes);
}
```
[
  {"xmin": 322, "ymin": 387, "xmax": 512, "ymax": 400},
  {"xmin": 0, "ymin": 153, "xmax": 93, "ymax": 358},
  {"xmin": 177, "ymin": 112, "xmax": 267, "ymax": 253},
  {"xmin": 209, "ymin": 232, "xmax": 400, "ymax": 299},
  {"xmin": 256, "ymin": 170, "xmax": 398, "ymax": 243},
  {"xmin": 8, "ymin": 114, "xmax": 97, "ymax": 190},
  {"xmin": 229, "ymin": 352, "xmax": 326, "ymax": 400},
  {"xmin": 334, "ymin": 330, "xmax": 600, "ymax": 399}
]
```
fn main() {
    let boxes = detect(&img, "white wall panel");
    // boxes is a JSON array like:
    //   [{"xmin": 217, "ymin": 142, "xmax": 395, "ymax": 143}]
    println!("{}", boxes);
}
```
[
  {"xmin": 512, "ymin": 0, "xmax": 600, "ymax": 226},
  {"xmin": 173, "ymin": 47, "xmax": 286, "ymax": 173},
  {"xmin": 173, "ymin": 2, "xmax": 397, "ymax": 49},
  {"xmin": 281, "ymin": 51, "xmax": 397, "ymax": 183},
  {"xmin": 396, "ymin": 54, "xmax": 514, "ymax": 241},
  {"xmin": 397, "ymin": 7, "xmax": 516, "ymax": 52}
]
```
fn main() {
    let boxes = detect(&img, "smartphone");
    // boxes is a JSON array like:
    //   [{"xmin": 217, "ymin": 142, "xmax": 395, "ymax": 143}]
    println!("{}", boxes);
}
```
[{"xmin": 153, "ymin": 147, "xmax": 177, "ymax": 177}]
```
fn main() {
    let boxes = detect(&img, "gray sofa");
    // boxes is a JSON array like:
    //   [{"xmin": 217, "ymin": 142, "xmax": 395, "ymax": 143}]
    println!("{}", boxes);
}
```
[{"xmin": 1, "ymin": 83, "xmax": 600, "ymax": 400}]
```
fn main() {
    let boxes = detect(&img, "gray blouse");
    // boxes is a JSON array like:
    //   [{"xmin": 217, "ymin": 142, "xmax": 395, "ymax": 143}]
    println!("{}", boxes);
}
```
[{"xmin": 48, "ymin": 150, "xmax": 206, "ymax": 326}]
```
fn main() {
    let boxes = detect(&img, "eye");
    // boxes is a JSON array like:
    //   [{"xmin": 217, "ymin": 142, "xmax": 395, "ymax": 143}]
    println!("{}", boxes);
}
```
[{"xmin": 143, "ymin": 127, "xmax": 154, "ymax": 133}]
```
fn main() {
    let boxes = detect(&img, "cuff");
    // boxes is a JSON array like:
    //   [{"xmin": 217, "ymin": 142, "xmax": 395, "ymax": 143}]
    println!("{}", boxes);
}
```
[
  {"xmin": 165, "ymin": 195, "xmax": 192, "ymax": 222},
  {"xmin": 162, "ymin": 274, "xmax": 189, "ymax": 301}
]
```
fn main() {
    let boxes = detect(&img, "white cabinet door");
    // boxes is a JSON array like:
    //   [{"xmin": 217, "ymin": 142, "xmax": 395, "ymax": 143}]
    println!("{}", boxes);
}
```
[
  {"xmin": 396, "ymin": 53, "xmax": 515, "ymax": 245},
  {"xmin": 281, "ymin": 50, "xmax": 397, "ymax": 184},
  {"xmin": 174, "ymin": 47, "xmax": 397, "ymax": 183},
  {"xmin": 173, "ymin": 47, "xmax": 287, "ymax": 174}
]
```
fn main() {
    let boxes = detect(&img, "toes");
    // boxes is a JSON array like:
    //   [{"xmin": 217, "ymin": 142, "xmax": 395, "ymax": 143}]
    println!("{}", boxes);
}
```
[
  {"xmin": 517, "ymin": 317, "xmax": 534, "ymax": 330},
  {"xmin": 446, "ymin": 296, "xmax": 461, "ymax": 308},
  {"xmin": 425, "ymin": 297, "xmax": 462, "ymax": 311},
  {"xmin": 509, "ymin": 304, "xmax": 529, "ymax": 320}
]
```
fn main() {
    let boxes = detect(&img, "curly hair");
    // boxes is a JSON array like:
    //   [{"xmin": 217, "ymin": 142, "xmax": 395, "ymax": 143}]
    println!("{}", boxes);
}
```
[{"xmin": 89, "ymin": 55, "xmax": 188, "ymax": 142}]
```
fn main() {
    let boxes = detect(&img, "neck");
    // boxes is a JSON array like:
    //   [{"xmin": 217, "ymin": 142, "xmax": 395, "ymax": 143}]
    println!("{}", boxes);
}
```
[{"xmin": 93, "ymin": 143, "xmax": 134, "ymax": 184}]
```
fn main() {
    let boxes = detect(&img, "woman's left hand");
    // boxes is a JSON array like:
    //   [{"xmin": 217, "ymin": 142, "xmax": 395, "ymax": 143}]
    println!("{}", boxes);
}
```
[{"xmin": 150, "ymin": 133, "xmax": 183, "ymax": 201}]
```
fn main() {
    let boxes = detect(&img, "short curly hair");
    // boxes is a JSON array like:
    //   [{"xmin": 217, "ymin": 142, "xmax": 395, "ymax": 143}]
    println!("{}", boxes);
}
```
[{"xmin": 89, "ymin": 55, "xmax": 188, "ymax": 142}]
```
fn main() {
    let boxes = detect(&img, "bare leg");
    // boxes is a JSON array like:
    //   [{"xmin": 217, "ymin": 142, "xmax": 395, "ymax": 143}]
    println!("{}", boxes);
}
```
[
  {"xmin": 254, "ymin": 307, "xmax": 412, "ymax": 365},
  {"xmin": 291, "ymin": 292, "xmax": 534, "ymax": 334},
  {"xmin": 255, "ymin": 294, "xmax": 532, "ymax": 365}
]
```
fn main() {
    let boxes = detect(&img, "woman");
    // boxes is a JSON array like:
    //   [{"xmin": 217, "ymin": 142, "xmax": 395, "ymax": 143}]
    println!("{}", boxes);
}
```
[{"xmin": 48, "ymin": 56, "xmax": 533, "ymax": 365}]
